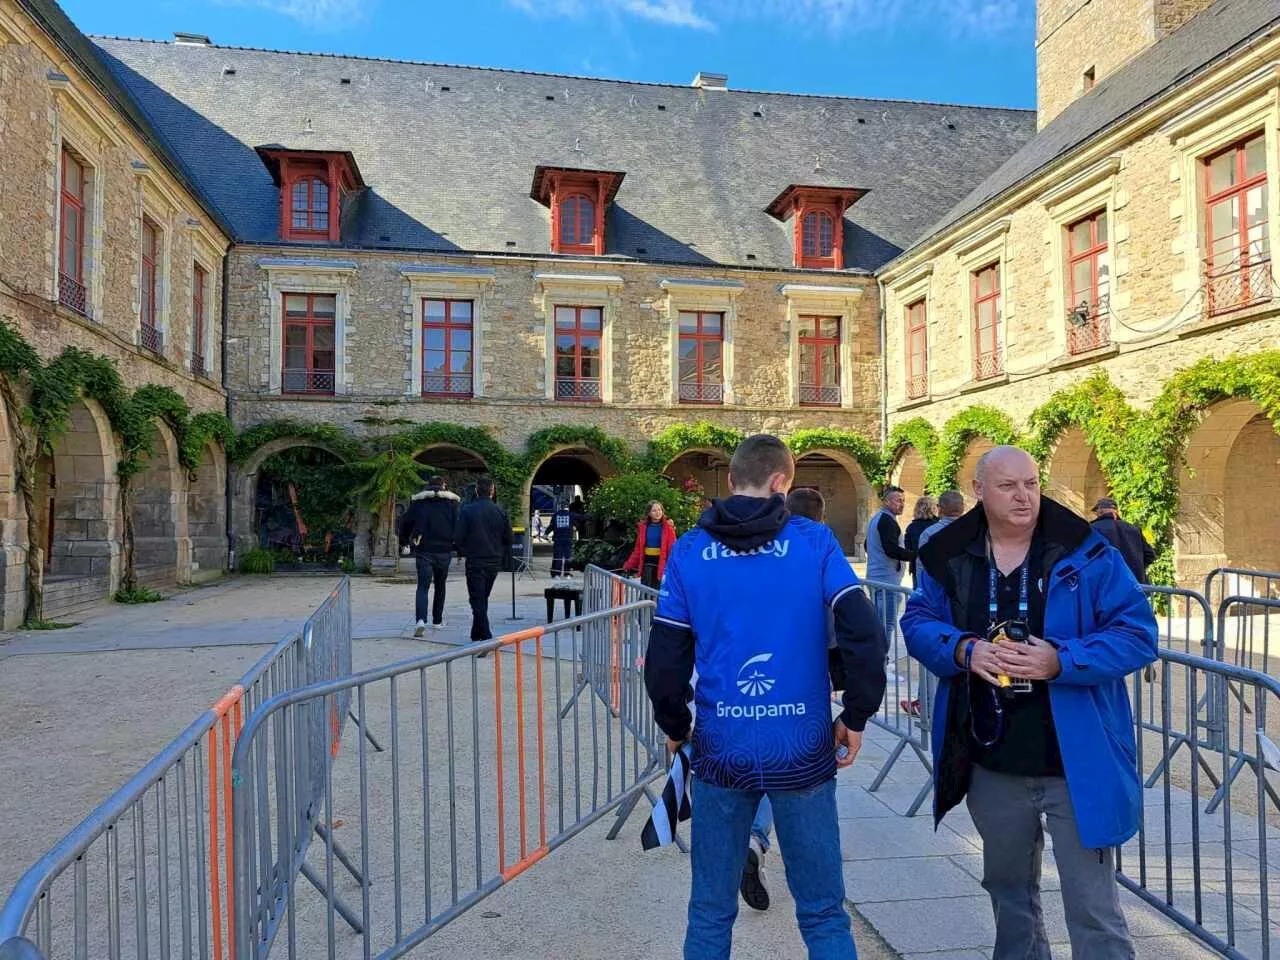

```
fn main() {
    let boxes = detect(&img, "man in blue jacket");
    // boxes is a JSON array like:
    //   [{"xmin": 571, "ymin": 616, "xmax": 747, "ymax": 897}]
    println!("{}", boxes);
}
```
[
  {"xmin": 645, "ymin": 434, "xmax": 887, "ymax": 959},
  {"xmin": 902, "ymin": 446, "xmax": 1157, "ymax": 960}
]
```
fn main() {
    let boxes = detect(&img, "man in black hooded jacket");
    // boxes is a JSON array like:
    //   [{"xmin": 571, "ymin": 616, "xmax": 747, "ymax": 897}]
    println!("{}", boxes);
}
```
[
  {"xmin": 397, "ymin": 476, "xmax": 459, "ymax": 636},
  {"xmin": 1090, "ymin": 497, "xmax": 1155, "ymax": 584}
]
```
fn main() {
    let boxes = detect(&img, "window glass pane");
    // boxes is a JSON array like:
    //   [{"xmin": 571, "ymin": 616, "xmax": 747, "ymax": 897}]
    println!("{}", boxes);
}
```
[
  {"xmin": 703, "ymin": 313, "xmax": 722, "ymax": 334},
  {"xmin": 798, "ymin": 316, "xmax": 815, "ymax": 338},
  {"xmin": 292, "ymin": 181, "xmax": 307, "ymax": 211},
  {"xmin": 799, "ymin": 346, "xmax": 816, "ymax": 383},
  {"xmin": 451, "ymin": 329, "xmax": 472, "ymax": 352},
  {"xmin": 451, "ymin": 300, "xmax": 473, "ymax": 321},
  {"xmin": 580, "ymin": 335, "xmax": 601, "ymax": 358},
  {"xmin": 1071, "ymin": 259, "xmax": 1092, "ymax": 303},
  {"xmin": 555, "ymin": 334, "xmax": 576, "ymax": 358},
  {"xmin": 424, "ymin": 350, "xmax": 446, "ymax": 374},
  {"xmin": 1244, "ymin": 135, "xmax": 1265, "ymax": 179},
  {"xmin": 425, "ymin": 300, "xmax": 447, "ymax": 321},
  {"xmin": 819, "ymin": 317, "xmax": 839, "ymax": 339},
  {"xmin": 450, "ymin": 351, "xmax": 472, "ymax": 373},
  {"xmin": 312, "ymin": 295, "xmax": 337, "ymax": 317},
  {"xmin": 678, "ymin": 338, "xmax": 697, "ymax": 361},
  {"xmin": 284, "ymin": 325, "xmax": 307, "ymax": 347},
  {"xmin": 819, "ymin": 213, "xmax": 834, "ymax": 257},
  {"xmin": 1097, "ymin": 250, "xmax": 1111, "ymax": 296},
  {"xmin": 313, "ymin": 347, "xmax": 335, "ymax": 370},
  {"xmin": 1096, "ymin": 211, "xmax": 1108, "ymax": 244},
  {"xmin": 1069, "ymin": 218, "xmax": 1092, "ymax": 253},
  {"xmin": 577, "ymin": 196, "xmax": 595, "ymax": 244},
  {"xmin": 1208, "ymin": 149, "xmax": 1236, "ymax": 193},
  {"xmin": 678, "ymin": 312, "xmax": 699, "ymax": 333},
  {"xmin": 555, "ymin": 306, "xmax": 577, "ymax": 328},
  {"xmin": 802, "ymin": 213, "xmax": 817, "ymax": 257},
  {"xmin": 313, "ymin": 325, "xmax": 335, "ymax": 351},
  {"xmin": 559, "ymin": 198, "xmax": 578, "ymax": 245},
  {"xmin": 284, "ymin": 294, "xmax": 308, "ymax": 317},
  {"xmin": 424, "ymin": 328, "xmax": 445, "ymax": 351},
  {"xmin": 976, "ymin": 268, "xmax": 992, "ymax": 297},
  {"xmin": 678, "ymin": 358, "xmax": 697, "ymax": 382},
  {"xmin": 1246, "ymin": 185, "xmax": 1268, "ymax": 237},
  {"xmin": 555, "ymin": 353, "xmax": 575, "ymax": 377},
  {"xmin": 1210, "ymin": 198, "xmax": 1239, "ymax": 247},
  {"xmin": 703, "ymin": 341, "xmax": 722, "ymax": 375},
  {"xmin": 580, "ymin": 308, "xmax": 602, "ymax": 331},
  {"xmin": 580, "ymin": 355, "xmax": 600, "ymax": 379},
  {"xmin": 820, "ymin": 344, "xmax": 837, "ymax": 372},
  {"xmin": 284, "ymin": 345, "xmax": 307, "ymax": 369},
  {"xmin": 977, "ymin": 300, "xmax": 994, "ymax": 332},
  {"xmin": 62, "ymin": 208, "xmax": 81, "ymax": 274}
]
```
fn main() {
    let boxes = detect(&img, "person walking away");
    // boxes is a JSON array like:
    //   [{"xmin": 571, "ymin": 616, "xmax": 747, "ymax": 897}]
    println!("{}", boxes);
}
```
[
  {"xmin": 1091, "ymin": 497, "xmax": 1156, "ymax": 584},
  {"xmin": 902, "ymin": 446, "xmax": 1157, "ymax": 960},
  {"xmin": 570, "ymin": 494, "xmax": 588, "ymax": 538},
  {"xmin": 453, "ymin": 475, "xmax": 512, "ymax": 647},
  {"xmin": 903, "ymin": 490, "xmax": 966, "ymax": 716},
  {"xmin": 623, "ymin": 500, "xmax": 677, "ymax": 588},
  {"xmin": 397, "ymin": 475, "xmax": 460, "ymax": 637},
  {"xmin": 904, "ymin": 496, "xmax": 938, "ymax": 588},
  {"xmin": 532, "ymin": 509, "xmax": 544, "ymax": 542},
  {"xmin": 550, "ymin": 502, "xmax": 574, "ymax": 578},
  {"xmin": 645, "ymin": 434, "xmax": 887, "ymax": 959}
]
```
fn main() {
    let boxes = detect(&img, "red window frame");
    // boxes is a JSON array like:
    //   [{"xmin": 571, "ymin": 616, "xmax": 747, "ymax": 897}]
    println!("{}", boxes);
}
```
[
  {"xmin": 677, "ymin": 311, "xmax": 724, "ymax": 405},
  {"xmin": 192, "ymin": 263, "xmax": 207, "ymax": 374},
  {"xmin": 289, "ymin": 176, "xmax": 330, "ymax": 236},
  {"xmin": 141, "ymin": 218, "xmax": 159, "ymax": 333},
  {"xmin": 553, "ymin": 305, "xmax": 603, "ymax": 402},
  {"xmin": 558, "ymin": 194, "xmax": 596, "ymax": 251},
  {"xmin": 59, "ymin": 147, "xmax": 85, "ymax": 283},
  {"xmin": 972, "ymin": 263, "xmax": 1003, "ymax": 381},
  {"xmin": 1202, "ymin": 134, "xmax": 1270, "ymax": 316},
  {"xmin": 281, "ymin": 292, "xmax": 337, "ymax": 395},
  {"xmin": 798, "ymin": 315, "xmax": 841, "ymax": 407},
  {"xmin": 802, "ymin": 210, "xmax": 834, "ymax": 260},
  {"xmin": 905, "ymin": 300, "xmax": 928, "ymax": 400},
  {"xmin": 422, "ymin": 298, "xmax": 474, "ymax": 398},
  {"xmin": 1066, "ymin": 210, "xmax": 1111, "ymax": 354}
]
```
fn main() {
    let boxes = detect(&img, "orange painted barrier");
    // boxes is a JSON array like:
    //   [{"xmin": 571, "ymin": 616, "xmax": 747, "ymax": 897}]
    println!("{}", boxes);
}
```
[
  {"xmin": 207, "ymin": 684, "xmax": 246, "ymax": 960},
  {"xmin": 610, "ymin": 579, "xmax": 624, "ymax": 715}
]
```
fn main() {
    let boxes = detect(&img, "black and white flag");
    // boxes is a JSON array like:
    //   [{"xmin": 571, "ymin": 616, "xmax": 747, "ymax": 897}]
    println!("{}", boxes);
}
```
[{"xmin": 641, "ymin": 742, "xmax": 693, "ymax": 850}]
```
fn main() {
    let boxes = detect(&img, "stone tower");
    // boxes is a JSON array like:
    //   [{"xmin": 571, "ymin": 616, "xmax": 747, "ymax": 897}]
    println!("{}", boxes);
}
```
[{"xmin": 1036, "ymin": 0, "xmax": 1219, "ymax": 129}]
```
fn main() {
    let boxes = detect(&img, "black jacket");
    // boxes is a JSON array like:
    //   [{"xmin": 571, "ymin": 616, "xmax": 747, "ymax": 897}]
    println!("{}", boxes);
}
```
[
  {"xmin": 454, "ymin": 497, "xmax": 513, "ymax": 564},
  {"xmin": 397, "ymin": 489, "xmax": 460, "ymax": 556},
  {"xmin": 1091, "ymin": 515, "xmax": 1155, "ymax": 584},
  {"xmin": 904, "ymin": 517, "xmax": 934, "ymax": 581}
]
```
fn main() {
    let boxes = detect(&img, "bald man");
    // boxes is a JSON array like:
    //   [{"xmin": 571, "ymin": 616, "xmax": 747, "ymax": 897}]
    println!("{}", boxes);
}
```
[{"xmin": 902, "ymin": 446, "xmax": 1157, "ymax": 960}]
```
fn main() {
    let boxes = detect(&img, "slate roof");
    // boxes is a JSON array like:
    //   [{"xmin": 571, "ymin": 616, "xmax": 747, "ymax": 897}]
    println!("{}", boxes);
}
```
[
  {"xmin": 908, "ymin": 0, "xmax": 1280, "ymax": 258},
  {"xmin": 89, "ymin": 37, "xmax": 1035, "ymax": 272}
]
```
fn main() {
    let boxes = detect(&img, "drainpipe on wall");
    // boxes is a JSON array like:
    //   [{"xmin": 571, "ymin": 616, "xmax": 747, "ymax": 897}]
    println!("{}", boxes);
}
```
[
  {"xmin": 876, "ymin": 275, "xmax": 888, "ymax": 458},
  {"xmin": 221, "ymin": 253, "xmax": 236, "ymax": 573}
]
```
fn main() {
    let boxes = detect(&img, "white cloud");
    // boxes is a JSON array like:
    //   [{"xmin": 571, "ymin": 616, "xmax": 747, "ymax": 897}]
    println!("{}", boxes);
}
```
[
  {"xmin": 217, "ymin": 0, "xmax": 367, "ymax": 29},
  {"xmin": 507, "ymin": 0, "xmax": 1028, "ymax": 37}
]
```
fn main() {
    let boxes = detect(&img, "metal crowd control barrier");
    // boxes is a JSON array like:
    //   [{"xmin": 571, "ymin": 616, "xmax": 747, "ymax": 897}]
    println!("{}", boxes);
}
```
[
  {"xmin": 1204, "ymin": 566, "xmax": 1280, "ymax": 616},
  {"xmin": 0, "ymin": 577, "xmax": 355, "ymax": 960},
  {"xmin": 861, "ymin": 580, "xmax": 933, "ymax": 817},
  {"xmin": 1119, "ymin": 647, "xmax": 1280, "ymax": 959},
  {"xmin": 230, "ymin": 600, "xmax": 665, "ymax": 960}
]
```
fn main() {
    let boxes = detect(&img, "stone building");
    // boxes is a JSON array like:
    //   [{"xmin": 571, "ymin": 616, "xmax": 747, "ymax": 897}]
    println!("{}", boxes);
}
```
[
  {"xmin": 0, "ymin": 0, "xmax": 231, "ymax": 625},
  {"xmin": 880, "ymin": 0, "xmax": 1280, "ymax": 587},
  {"xmin": 2, "ymin": 0, "xmax": 1279, "ymax": 625}
]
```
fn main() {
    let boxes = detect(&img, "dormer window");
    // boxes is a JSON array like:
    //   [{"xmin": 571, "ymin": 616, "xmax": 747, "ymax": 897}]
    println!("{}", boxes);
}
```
[
  {"xmin": 257, "ymin": 147, "xmax": 364, "ymax": 243},
  {"xmin": 766, "ymin": 184, "xmax": 867, "ymax": 270},
  {"xmin": 532, "ymin": 166, "xmax": 625, "ymax": 256}
]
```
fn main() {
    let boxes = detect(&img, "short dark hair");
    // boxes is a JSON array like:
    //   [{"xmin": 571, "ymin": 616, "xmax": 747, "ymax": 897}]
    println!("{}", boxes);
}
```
[
  {"xmin": 428, "ymin": 475, "xmax": 445, "ymax": 489},
  {"xmin": 786, "ymin": 488, "xmax": 826, "ymax": 522},
  {"xmin": 937, "ymin": 490, "xmax": 965, "ymax": 516},
  {"xmin": 475, "ymin": 475, "xmax": 494, "ymax": 497},
  {"xmin": 881, "ymin": 485, "xmax": 905, "ymax": 499},
  {"xmin": 729, "ymin": 434, "xmax": 794, "ymax": 491}
]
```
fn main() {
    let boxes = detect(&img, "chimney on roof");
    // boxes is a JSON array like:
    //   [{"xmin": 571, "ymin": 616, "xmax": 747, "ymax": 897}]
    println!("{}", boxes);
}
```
[
  {"xmin": 691, "ymin": 71, "xmax": 727, "ymax": 90},
  {"xmin": 174, "ymin": 32, "xmax": 211, "ymax": 46}
]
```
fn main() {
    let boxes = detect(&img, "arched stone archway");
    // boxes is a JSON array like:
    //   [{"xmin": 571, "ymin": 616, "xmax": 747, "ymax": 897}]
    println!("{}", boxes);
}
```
[
  {"xmin": 793, "ymin": 449, "xmax": 873, "ymax": 558},
  {"xmin": 958, "ymin": 437, "xmax": 996, "ymax": 501},
  {"xmin": 413, "ymin": 443, "xmax": 489, "ymax": 501},
  {"xmin": 39, "ymin": 397, "xmax": 119, "ymax": 615},
  {"xmin": 131, "ymin": 420, "xmax": 186, "ymax": 589},
  {"xmin": 230, "ymin": 436, "xmax": 353, "ymax": 564},
  {"xmin": 188, "ymin": 441, "xmax": 227, "ymax": 581},
  {"xmin": 889, "ymin": 446, "xmax": 928, "ymax": 519},
  {"xmin": 523, "ymin": 445, "xmax": 620, "ymax": 536},
  {"xmin": 664, "ymin": 447, "xmax": 730, "ymax": 502},
  {"xmin": 1045, "ymin": 427, "xmax": 1107, "ymax": 517},
  {"xmin": 1177, "ymin": 400, "xmax": 1280, "ymax": 586}
]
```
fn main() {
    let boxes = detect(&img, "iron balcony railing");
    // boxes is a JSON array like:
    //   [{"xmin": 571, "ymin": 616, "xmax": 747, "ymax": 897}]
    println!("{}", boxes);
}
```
[
  {"xmin": 57, "ymin": 273, "xmax": 87, "ymax": 316},
  {"xmin": 1204, "ymin": 254, "xmax": 1272, "ymax": 317},
  {"xmin": 283, "ymin": 368, "xmax": 336, "ymax": 395},
  {"xmin": 1066, "ymin": 293, "xmax": 1112, "ymax": 355},
  {"xmin": 973, "ymin": 349, "xmax": 1003, "ymax": 381},
  {"xmin": 555, "ymin": 378, "xmax": 601, "ymax": 402},
  {"xmin": 905, "ymin": 373, "xmax": 928, "ymax": 400},
  {"xmin": 678, "ymin": 381, "xmax": 724, "ymax": 404},
  {"xmin": 423, "ymin": 373, "xmax": 473, "ymax": 398},
  {"xmin": 191, "ymin": 352, "xmax": 207, "ymax": 378},
  {"xmin": 799, "ymin": 383, "xmax": 840, "ymax": 406},
  {"xmin": 139, "ymin": 323, "xmax": 163, "ymax": 356}
]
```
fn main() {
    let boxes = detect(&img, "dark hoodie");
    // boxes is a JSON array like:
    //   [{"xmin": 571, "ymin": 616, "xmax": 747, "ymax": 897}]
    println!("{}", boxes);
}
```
[
  {"xmin": 397, "ymin": 487, "xmax": 460, "ymax": 555},
  {"xmin": 644, "ymin": 494, "xmax": 887, "ymax": 791}
]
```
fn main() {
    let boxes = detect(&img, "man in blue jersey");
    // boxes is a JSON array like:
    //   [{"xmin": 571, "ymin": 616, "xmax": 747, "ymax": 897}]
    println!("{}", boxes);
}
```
[{"xmin": 645, "ymin": 434, "xmax": 887, "ymax": 959}]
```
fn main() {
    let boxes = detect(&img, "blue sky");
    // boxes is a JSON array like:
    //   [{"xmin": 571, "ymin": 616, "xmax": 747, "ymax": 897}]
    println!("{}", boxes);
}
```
[{"xmin": 63, "ymin": 0, "xmax": 1036, "ymax": 108}]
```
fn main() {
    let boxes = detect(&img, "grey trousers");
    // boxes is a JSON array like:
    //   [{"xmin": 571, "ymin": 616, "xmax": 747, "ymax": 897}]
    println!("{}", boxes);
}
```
[{"xmin": 966, "ymin": 765, "xmax": 1135, "ymax": 960}]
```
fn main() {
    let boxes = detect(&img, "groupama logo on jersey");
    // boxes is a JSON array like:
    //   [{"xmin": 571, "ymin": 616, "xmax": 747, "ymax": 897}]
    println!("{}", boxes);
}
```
[
  {"xmin": 736, "ymin": 653, "xmax": 775, "ymax": 696},
  {"xmin": 717, "ymin": 652, "xmax": 807, "ymax": 719}
]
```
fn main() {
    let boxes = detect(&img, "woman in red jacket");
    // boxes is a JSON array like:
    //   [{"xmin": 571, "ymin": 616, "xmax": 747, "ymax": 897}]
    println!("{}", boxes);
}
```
[{"xmin": 623, "ymin": 500, "xmax": 678, "ymax": 588}]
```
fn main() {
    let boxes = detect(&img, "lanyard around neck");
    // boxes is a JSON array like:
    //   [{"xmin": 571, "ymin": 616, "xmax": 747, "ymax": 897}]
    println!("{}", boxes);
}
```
[{"xmin": 987, "ymin": 536, "xmax": 1029, "ymax": 629}]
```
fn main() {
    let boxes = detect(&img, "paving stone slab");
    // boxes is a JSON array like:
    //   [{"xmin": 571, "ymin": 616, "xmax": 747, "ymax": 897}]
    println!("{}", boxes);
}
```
[
  {"xmin": 845, "ymin": 856, "xmax": 985, "ymax": 904},
  {"xmin": 858, "ymin": 896, "xmax": 996, "ymax": 954},
  {"xmin": 841, "ymin": 815, "xmax": 979, "ymax": 861}
]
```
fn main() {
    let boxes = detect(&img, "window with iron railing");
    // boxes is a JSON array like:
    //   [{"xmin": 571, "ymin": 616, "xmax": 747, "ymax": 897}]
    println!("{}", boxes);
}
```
[
  {"xmin": 192, "ymin": 262, "xmax": 207, "ymax": 376},
  {"xmin": 423, "ymin": 298, "xmax": 474, "ymax": 398},
  {"xmin": 798, "ymin": 315, "xmax": 840, "ymax": 406},
  {"xmin": 141, "ymin": 218, "xmax": 162, "ymax": 354},
  {"xmin": 678, "ymin": 310, "xmax": 724, "ymax": 404},
  {"xmin": 904, "ymin": 299, "xmax": 928, "ymax": 400},
  {"xmin": 972, "ymin": 263, "xmax": 1003, "ymax": 380},
  {"xmin": 282, "ymin": 292, "xmax": 337, "ymax": 395},
  {"xmin": 59, "ymin": 146, "xmax": 89, "ymax": 317},
  {"xmin": 1203, "ymin": 134, "xmax": 1271, "ymax": 317},
  {"xmin": 1066, "ymin": 210, "xmax": 1111, "ymax": 354},
  {"xmin": 553, "ymin": 305, "xmax": 602, "ymax": 402}
]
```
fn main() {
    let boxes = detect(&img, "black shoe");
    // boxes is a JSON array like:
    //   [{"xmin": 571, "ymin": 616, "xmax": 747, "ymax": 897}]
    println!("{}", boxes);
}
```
[{"xmin": 740, "ymin": 839, "xmax": 770, "ymax": 911}]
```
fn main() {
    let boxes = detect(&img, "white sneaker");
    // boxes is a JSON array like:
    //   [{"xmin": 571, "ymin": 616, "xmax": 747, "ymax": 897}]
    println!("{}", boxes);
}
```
[
  {"xmin": 431, "ymin": 620, "xmax": 447, "ymax": 630},
  {"xmin": 414, "ymin": 620, "xmax": 426, "ymax": 638},
  {"xmin": 740, "ymin": 837, "xmax": 770, "ymax": 911}
]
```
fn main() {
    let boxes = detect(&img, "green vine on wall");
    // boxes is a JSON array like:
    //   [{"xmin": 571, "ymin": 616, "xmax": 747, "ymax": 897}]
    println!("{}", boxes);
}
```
[
  {"xmin": 929, "ymin": 405, "xmax": 1021, "ymax": 493},
  {"xmin": 883, "ymin": 417, "xmax": 939, "ymax": 492},
  {"xmin": 645, "ymin": 423, "xmax": 745, "ymax": 472},
  {"xmin": 787, "ymin": 429, "xmax": 885, "ymax": 489},
  {"xmin": 229, "ymin": 419, "xmax": 364, "ymax": 465}
]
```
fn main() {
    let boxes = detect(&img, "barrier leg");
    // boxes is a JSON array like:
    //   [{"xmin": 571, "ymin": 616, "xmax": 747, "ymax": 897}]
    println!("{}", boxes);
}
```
[
  {"xmin": 299, "ymin": 863, "xmax": 364, "ymax": 934},
  {"xmin": 867, "ymin": 737, "xmax": 909, "ymax": 792},
  {"xmin": 314, "ymin": 822, "xmax": 367, "ymax": 883},
  {"xmin": 346, "ymin": 709, "xmax": 385, "ymax": 753}
]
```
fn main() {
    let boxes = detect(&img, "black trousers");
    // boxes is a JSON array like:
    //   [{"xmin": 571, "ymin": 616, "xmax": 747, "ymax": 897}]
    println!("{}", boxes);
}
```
[
  {"xmin": 552, "ymin": 538, "xmax": 573, "ymax": 577},
  {"xmin": 641, "ymin": 558, "xmax": 661, "ymax": 589},
  {"xmin": 415, "ymin": 553, "xmax": 451, "ymax": 624},
  {"xmin": 465, "ymin": 561, "xmax": 500, "ymax": 641}
]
